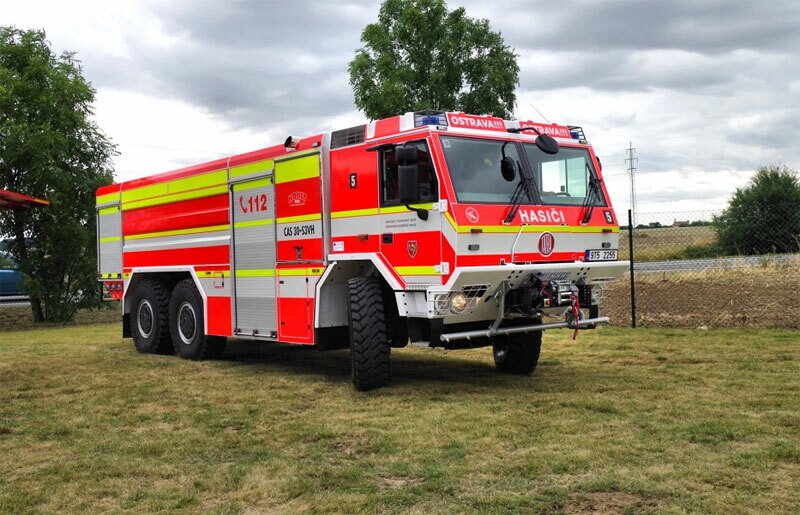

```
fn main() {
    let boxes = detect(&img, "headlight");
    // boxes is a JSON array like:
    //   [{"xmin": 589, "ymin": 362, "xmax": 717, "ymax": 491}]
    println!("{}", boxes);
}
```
[{"xmin": 450, "ymin": 292, "xmax": 468, "ymax": 313}]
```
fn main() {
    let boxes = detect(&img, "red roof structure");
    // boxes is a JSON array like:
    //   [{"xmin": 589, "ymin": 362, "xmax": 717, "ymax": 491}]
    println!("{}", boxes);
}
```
[{"xmin": 0, "ymin": 189, "xmax": 49, "ymax": 210}]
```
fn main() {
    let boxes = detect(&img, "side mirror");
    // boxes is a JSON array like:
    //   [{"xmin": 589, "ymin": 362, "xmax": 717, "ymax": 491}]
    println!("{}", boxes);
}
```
[
  {"xmin": 395, "ymin": 145, "xmax": 418, "ymax": 165},
  {"xmin": 500, "ymin": 157, "xmax": 517, "ymax": 182},
  {"xmin": 536, "ymin": 134, "xmax": 559, "ymax": 155},
  {"xmin": 396, "ymin": 144, "xmax": 428, "ymax": 221},
  {"xmin": 398, "ymin": 164, "xmax": 420, "ymax": 204}
]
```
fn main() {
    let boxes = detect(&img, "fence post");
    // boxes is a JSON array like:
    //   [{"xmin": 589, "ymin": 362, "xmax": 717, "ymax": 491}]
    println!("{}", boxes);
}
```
[{"xmin": 628, "ymin": 209, "xmax": 637, "ymax": 328}]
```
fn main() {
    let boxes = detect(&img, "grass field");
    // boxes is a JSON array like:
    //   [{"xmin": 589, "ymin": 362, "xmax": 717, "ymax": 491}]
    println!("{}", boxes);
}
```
[
  {"xmin": 1, "ymin": 323, "xmax": 799, "ymax": 513},
  {"xmin": 603, "ymin": 262, "xmax": 800, "ymax": 329},
  {"xmin": 618, "ymin": 226, "xmax": 717, "ymax": 262}
]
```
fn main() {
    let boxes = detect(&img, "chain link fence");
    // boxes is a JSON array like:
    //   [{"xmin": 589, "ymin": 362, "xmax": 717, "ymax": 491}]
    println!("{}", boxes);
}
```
[{"xmin": 603, "ymin": 208, "xmax": 800, "ymax": 329}]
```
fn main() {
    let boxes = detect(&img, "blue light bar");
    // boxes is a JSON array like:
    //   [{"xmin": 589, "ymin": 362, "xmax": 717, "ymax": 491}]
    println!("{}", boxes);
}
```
[{"xmin": 414, "ymin": 110, "xmax": 449, "ymax": 128}]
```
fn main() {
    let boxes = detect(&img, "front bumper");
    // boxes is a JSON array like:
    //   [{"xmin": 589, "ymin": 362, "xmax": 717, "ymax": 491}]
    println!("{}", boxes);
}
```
[{"xmin": 397, "ymin": 260, "xmax": 629, "ymax": 322}]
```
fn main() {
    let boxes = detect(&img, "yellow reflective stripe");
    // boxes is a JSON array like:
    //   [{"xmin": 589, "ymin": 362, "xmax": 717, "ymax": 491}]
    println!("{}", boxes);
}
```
[
  {"xmin": 197, "ymin": 270, "xmax": 230, "ymax": 278},
  {"xmin": 121, "ymin": 183, "xmax": 168, "ymax": 204},
  {"xmin": 233, "ymin": 219, "xmax": 273, "ymax": 229},
  {"xmin": 230, "ymin": 158, "xmax": 274, "ymax": 178},
  {"xmin": 122, "ymin": 184, "xmax": 228, "ymax": 211},
  {"xmin": 383, "ymin": 203, "xmax": 434, "ymax": 214},
  {"xmin": 332, "ymin": 207, "xmax": 377, "ymax": 219},
  {"xmin": 277, "ymin": 213, "xmax": 320, "ymax": 224},
  {"xmin": 453, "ymin": 224, "xmax": 620, "ymax": 234},
  {"xmin": 444, "ymin": 211, "xmax": 618, "ymax": 234},
  {"xmin": 125, "ymin": 223, "xmax": 229, "ymax": 241},
  {"xmin": 169, "ymin": 170, "xmax": 227, "ymax": 195},
  {"xmin": 98, "ymin": 273, "xmax": 121, "ymax": 279},
  {"xmin": 99, "ymin": 236, "xmax": 121, "ymax": 243},
  {"xmin": 98, "ymin": 206, "xmax": 119, "ymax": 216},
  {"xmin": 277, "ymin": 267, "xmax": 325, "ymax": 276},
  {"xmin": 96, "ymin": 192, "xmax": 120, "ymax": 206},
  {"xmin": 121, "ymin": 169, "xmax": 227, "ymax": 204},
  {"xmin": 232, "ymin": 177, "xmax": 272, "ymax": 192},
  {"xmin": 395, "ymin": 265, "xmax": 439, "ymax": 275},
  {"xmin": 275, "ymin": 154, "xmax": 319, "ymax": 184},
  {"xmin": 331, "ymin": 203, "xmax": 435, "ymax": 219},
  {"xmin": 235, "ymin": 269, "xmax": 275, "ymax": 278}
]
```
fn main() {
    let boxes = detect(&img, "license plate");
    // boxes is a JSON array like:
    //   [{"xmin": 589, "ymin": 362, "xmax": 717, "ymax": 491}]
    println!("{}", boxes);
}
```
[{"xmin": 585, "ymin": 249, "xmax": 618, "ymax": 261}]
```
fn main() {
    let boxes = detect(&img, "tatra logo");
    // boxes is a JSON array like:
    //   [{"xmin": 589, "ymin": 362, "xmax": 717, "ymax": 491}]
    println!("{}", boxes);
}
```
[
  {"xmin": 288, "ymin": 191, "xmax": 307, "ymax": 207},
  {"xmin": 538, "ymin": 232, "xmax": 555, "ymax": 256},
  {"xmin": 465, "ymin": 207, "xmax": 480, "ymax": 224},
  {"xmin": 407, "ymin": 240, "xmax": 418, "ymax": 259}
]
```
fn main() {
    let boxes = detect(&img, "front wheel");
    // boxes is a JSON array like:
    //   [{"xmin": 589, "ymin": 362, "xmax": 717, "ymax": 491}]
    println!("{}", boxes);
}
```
[
  {"xmin": 169, "ymin": 279, "xmax": 226, "ymax": 360},
  {"xmin": 348, "ymin": 277, "xmax": 390, "ymax": 391},
  {"xmin": 492, "ymin": 329, "xmax": 542, "ymax": 375}
]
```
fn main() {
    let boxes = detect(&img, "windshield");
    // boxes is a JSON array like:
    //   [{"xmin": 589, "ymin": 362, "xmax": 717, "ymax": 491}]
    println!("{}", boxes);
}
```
[
  {"xmin": 440, "ymin": 136, "xmax": 526, "ymax": 203},
  {"xmin": 523, "ymin": 144, "xmax": 607, "ymax": 207},
  {"xmin": 440, "ymin": 135, "xmax": 606, "ymax": 206}
]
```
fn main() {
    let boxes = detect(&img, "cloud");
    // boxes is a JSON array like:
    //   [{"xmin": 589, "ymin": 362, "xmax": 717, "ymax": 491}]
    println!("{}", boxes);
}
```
[{"xmin": 5, "ymin": 0, "xmax": 799, "ymax": 212}]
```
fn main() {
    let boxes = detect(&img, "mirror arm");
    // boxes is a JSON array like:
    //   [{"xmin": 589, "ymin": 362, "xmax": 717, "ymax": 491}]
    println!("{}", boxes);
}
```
[{"xmin": 404, "ymin": 203, "xmax": 429, "ymax": 221}]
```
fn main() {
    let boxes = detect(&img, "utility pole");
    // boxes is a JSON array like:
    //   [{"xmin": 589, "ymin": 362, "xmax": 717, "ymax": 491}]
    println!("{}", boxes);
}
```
[{"xmin": 625, "ymin": 142, "xmax": 638, "ymax": 227}]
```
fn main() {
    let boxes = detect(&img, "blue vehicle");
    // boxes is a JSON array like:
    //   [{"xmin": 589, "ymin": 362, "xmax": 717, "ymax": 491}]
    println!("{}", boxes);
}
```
[{"xmin": 0, "ymin": 252, "xmax": 24, "ymax": 297}]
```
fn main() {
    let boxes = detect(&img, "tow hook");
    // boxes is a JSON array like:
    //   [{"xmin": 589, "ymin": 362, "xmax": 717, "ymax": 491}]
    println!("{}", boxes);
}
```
[{"xmin": 567, "ymin": 293, "xmax": 582, "ymax": 340}]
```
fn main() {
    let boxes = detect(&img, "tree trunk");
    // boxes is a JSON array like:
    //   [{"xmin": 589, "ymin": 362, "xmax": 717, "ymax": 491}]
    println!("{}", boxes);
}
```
[
  {"xmin": 11, "ymin": 210, "xmax": 45, "ymax": 322},
  {"xmin": 30, "ymin": 296, "xmax": 45, "ymax": 323}
]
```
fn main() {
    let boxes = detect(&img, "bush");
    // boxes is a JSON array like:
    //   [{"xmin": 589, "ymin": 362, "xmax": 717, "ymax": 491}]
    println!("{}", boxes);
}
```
[{"xmin": 713, "ymin": 165, "xmax": 800, "ymax": 255}]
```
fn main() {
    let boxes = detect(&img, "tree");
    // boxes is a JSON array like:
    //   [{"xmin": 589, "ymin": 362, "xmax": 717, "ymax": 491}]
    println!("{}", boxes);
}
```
[
  {"xmin": 0, "ymin": 27, "xmax": 116, "ymax": 323},
  {"xmin": 348, "ymin": 0, "xmax": 519, "ymax": 120},
  {"xmin": 713, "ymin": 164, "xmax": 800, "ymax": 255}
]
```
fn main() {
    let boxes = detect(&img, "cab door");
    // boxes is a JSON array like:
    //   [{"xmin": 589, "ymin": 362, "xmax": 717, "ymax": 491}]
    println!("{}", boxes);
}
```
[{"xmin": 377, "ymin": 140, "xmax": 443, "ymax": 285}]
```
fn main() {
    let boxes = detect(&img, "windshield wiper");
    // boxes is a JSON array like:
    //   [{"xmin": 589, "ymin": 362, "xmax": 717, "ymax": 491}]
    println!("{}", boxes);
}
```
[
  {"xmin": 503, "ymin": 167, "xmax": 540, "ymax": 224},
  {"xmin": 580, "ymin": 163, "xmax": 602, "ymax": 224}
]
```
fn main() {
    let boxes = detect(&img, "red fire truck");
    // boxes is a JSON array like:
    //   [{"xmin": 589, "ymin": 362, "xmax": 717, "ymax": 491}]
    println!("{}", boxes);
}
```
[{"xmin": 96, "ymin": 110, "xmax": 628, "ymax": 390}]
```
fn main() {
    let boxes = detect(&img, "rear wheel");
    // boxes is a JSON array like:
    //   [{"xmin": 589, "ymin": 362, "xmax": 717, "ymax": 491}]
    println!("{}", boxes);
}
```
[
  {"xmin": 348, "ymin": 277, "xmax": 390, "ymax": 391},
  {"xmin": 130, "ymin": 279, "xmax": 173, "ymax": 354},
  {"xmin": 169, "ymin": 279, "xmax": 226, "ymax": 360},
  {"xmin": 492, "ymin": 329, "xmax": 542, "ymax": 375}
]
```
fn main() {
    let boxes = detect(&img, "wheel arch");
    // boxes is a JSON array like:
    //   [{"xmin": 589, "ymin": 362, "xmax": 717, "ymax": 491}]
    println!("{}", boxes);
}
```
[
  {"xmin": 315, "ymin": 255, "xmax": 402, "ymax": 330},
  {"xmin": 124, "ymin": 267, "xmax": 207, "ymax": 331}
]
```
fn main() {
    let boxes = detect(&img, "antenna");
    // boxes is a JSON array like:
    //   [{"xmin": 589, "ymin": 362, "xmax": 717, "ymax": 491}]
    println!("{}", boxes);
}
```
[
  {"xmin": 529, "ymin": 104, "xmax": 552, "ymax": 124},
  {"xmin": 625, "ymin": 142, "xmax": 638, "ymax": 226}
]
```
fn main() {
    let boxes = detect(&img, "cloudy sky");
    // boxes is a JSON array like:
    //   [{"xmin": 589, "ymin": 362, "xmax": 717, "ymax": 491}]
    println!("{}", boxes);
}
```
[{"xmin": 5, "ymin": 0, "xmax": 799, "ymax": 217}]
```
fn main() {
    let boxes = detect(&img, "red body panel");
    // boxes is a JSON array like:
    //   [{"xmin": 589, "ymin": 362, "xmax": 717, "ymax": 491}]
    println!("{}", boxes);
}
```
[{"xmin": 123, "ymin": 194, "xmax": 229, "ymax": 235}]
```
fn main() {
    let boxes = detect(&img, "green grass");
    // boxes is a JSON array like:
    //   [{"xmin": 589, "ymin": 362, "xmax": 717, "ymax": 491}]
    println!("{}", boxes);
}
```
[
  {"xmin": 618, "ymin": 225, "xmax": 719, "ymax": 262},
  {"xmin": 1, "ymin": 323, "xmax": 799, "ymax": 513}
]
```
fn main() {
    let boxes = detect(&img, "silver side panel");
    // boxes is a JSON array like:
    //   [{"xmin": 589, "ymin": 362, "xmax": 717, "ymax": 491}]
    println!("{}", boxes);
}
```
[
  {"xmin": 230, "ymin": 175, "xmax": 277, "ymax": 337},
  {"xmin": 97, "ymin": 205, "xmax": 122, "ymax": 278}
]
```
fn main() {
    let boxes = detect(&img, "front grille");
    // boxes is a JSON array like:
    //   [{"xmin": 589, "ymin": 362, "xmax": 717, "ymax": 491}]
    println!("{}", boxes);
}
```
[{"xmin": 578, "ymin": 284, "xmax": 593, "ymax": 307}]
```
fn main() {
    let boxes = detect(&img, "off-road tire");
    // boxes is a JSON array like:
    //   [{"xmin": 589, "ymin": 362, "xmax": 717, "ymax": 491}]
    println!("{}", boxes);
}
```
[
  {"xmin": 492, "ymin": 329, "xmax": 542, "ymax": 375},
  {"xmin": 169, "ymin": 279, "xmax": 226, "ymax": 360},
  {"xmin": 348, "ymin": 277, "xmax": 390, "ymax": 391},
  {"xmin": 130, "ymin": 279, "xmax": 173, "ymax": 355}
]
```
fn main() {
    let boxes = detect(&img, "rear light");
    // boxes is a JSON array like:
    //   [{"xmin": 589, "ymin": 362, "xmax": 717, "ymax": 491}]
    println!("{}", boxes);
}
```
[{"xmin": 102, "ymin": 281, "xmax": 123, "ymax": 301}]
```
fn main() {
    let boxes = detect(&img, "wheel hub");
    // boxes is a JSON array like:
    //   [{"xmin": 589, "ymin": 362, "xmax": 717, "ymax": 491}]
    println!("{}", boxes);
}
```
[
  {"xmin": 137, "ymin": 300, "xmax": 154, "ymax": 339},
  {"xmin": 177, "ymin": 301, "xmax": 197, "ymax": 345}
]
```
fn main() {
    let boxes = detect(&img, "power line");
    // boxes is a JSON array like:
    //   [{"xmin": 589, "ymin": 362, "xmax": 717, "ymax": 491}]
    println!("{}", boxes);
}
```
[{"xmin": 625, "ymin": 142, "xmax": 638, "ymax": 225}]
